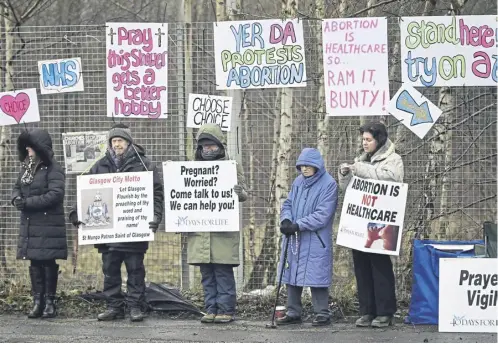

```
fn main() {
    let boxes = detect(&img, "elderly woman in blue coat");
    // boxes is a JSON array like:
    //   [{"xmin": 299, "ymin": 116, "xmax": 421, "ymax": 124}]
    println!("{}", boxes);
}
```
[{"xmin": 276, "ymin": 148, "xmax": 338, "ymax": 327}]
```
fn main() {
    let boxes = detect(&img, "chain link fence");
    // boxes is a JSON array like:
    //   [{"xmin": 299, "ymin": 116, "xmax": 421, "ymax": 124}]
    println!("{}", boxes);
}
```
[{"xmin": 0, "ymin": 20, "xmax": 495, "ymax": 307}]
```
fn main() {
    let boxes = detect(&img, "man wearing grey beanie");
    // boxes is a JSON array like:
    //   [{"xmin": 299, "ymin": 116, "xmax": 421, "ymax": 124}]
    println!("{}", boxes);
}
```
[{"xmin": 69, "ymin": 123, "xmax": 164, "ymax": 322}]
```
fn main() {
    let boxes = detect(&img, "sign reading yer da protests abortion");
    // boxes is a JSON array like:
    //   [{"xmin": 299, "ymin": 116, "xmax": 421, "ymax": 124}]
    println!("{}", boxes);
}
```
[
  {"xmin": 77, "ymin": 171, "xmax": 154, "ymax": 245},
  {"xmin": 213, "ymin": 19, "xmax": 307, "ymax": 90},
  {"xmin": 163, "ymin": 161, "xmax": 239, "ymax": 232},
  {"xmin": 337, "ymin": 176, "xmax": 408, "ymax": 256},
  {"xmin": 106, "ymin": 22, "xmax": 168, "ymax": 119}
]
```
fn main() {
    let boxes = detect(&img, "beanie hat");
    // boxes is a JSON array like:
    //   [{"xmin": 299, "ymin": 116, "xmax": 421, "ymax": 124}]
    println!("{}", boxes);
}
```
[{"xmin": 108, "ymin": 123, "xmax": 133, "ymax": 145}]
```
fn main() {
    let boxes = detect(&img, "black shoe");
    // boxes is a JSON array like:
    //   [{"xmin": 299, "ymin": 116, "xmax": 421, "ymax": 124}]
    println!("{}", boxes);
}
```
[
  {"xmin": 28, "ymin": 266, "xmax": 45, "ymax": 319},
  {"xmin": 98, "ymin": 308, "xmax": 125, "ymax": 321},
  {"xmin": 276, "ymin": 315, "xmax": 302, "ymax": 325},
  {"xmin": 130, "ymin": 308, "xmax": 144, "ymax": 322},
  {"xmin": 42, "ymin": 265, "xmax": 59, "ymax": 318},
  {"xmin": 312, "ymin": 315, "xmax": 331, "ymax": 327},
  {"xmin": 28, "ymin": 294, "xmax": 44, "ymax": 319}
]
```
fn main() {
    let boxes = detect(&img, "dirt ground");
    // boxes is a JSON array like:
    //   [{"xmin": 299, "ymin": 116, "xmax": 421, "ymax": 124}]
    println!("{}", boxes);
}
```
[{"xmin": 0, "ymin": 314, "xmax": 496, "ymax": 343}]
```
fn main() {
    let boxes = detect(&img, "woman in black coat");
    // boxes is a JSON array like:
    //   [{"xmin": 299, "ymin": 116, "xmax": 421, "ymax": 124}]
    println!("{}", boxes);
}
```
[{"xmin": 12, "ymin": 129, "xmax": 67, "ymax": 319}]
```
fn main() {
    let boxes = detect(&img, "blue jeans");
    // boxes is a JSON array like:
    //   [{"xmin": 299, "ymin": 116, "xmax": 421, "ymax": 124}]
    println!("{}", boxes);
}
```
[{"xmin": 199, "ymin": 264, "xmax": 236, "ymax": 315}]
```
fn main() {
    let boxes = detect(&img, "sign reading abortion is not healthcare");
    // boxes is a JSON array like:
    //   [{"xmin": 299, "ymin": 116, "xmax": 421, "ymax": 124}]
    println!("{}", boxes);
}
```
[
  {"xmin": 213, "ymin": 19, "xmax": 307, "ymax": 90},
  {"xmin": 336, "ymin": 176, "xmax": 408, "ymax": 256},
  {"xmin": 401, "ymin": 15, "xmax": 497, "ymax": 87}
]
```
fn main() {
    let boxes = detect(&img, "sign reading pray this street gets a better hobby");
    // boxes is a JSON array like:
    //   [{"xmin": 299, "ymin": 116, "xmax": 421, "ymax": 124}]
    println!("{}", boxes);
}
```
[
  {"xmin": 163, "ymin": 161, "xmax": 239, "ymax": 232},
  {"xmin": 106, "ymin": 23, "xmax": 168, "ymax": 119},
  {"xmin": 439, "ymin": 258, "xmax": 498, "ymax": 333},
  {"xmin": 400, "ymin": 15, "xmax": 497, "ymax": 87},
  {"xmin": 213, "ymin": 19, "xmax": 307, "ymax": 90},
  {"xmin": 76, "ymin": 171, "xmax": 154, "ymax": 245},
  {"xmin": 336, "ymin": 176, "xmax": 408, "ymax": 256}
]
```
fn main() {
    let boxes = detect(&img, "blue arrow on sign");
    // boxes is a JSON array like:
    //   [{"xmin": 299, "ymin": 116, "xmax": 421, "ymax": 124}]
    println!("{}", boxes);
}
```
[{"xmin": 396, "ymin": 90, "xmax": 433, "ymax": 126}]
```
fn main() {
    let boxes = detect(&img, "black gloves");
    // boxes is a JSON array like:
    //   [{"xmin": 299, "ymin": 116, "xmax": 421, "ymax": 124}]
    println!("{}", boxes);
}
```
[
  {"xmin": 280, "ymin": 220, "xmax": 299, "ymax": 237},
  {"xmin": 13, "ymin": 197, "xmax": 25, "ymax": 211},
  {"xmin": 149, "ymin": 216, "xmax": 160, "ymax": 233},
  {"xmin": 69, "ymin": 211, "xmax": 84, "ymax": 228}
]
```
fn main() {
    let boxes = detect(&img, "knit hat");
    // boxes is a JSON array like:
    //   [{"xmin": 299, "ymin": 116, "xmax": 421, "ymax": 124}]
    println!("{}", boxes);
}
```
[{"xmin": 108, "ymin": 123, "xmax": 133, "ymax": 145}]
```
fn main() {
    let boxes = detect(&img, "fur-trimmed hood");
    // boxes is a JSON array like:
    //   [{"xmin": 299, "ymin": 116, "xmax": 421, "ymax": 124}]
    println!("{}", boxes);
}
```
[{"xmin": 17, "ymin": 129, "xmax": 54, "ymax": 165}]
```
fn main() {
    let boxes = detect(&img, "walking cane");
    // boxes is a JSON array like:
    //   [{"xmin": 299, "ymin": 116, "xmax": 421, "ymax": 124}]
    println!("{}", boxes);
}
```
[{"xmin": 266, "ymin": 235, "xmax": 290, "ymax": 329}]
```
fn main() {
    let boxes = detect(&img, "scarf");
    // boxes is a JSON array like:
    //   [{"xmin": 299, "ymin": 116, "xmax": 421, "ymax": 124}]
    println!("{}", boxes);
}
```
[
  {"xmin": 108, "ymin": 146, "xmax": 131, "ymax": 169},
  {"xmin": 21, "ymin": 157, "xmax": 37, "ymax": 185}
]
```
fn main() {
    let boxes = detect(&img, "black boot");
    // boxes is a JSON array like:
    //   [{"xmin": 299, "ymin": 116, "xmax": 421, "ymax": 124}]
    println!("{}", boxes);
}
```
[
  {"xmin": 42, "ymin": 264, "xmax": 59, "ymax": 318},
  {"xmin": 28, "ymin": 266, "xmax": 45, "ymax": 319}
]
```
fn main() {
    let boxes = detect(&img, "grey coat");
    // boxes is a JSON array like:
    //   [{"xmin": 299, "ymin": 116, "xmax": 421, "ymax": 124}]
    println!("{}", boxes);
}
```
[{"xmin": 338, "ymin": 139, "xmax": 404, "ymax": 191}]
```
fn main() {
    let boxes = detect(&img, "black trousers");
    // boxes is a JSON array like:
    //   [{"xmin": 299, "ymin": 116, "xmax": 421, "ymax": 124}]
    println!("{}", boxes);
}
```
[
  {"xmin": 101, "ymin": 251, "xmax": 145, "ymax": 310},
  {"xmin": 352, "ymin": 249, "xmax": 397, "ymax": 316},
  {"xmin": 30, "ymin": 259, "xmax": 56, "ymax": 267}
]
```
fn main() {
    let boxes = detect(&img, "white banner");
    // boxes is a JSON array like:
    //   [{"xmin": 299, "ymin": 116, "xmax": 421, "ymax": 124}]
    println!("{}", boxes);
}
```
[
  {"xmin": 336, "ymin": 176, "xmax": 408, "ymax": 256},
  {"xmin": 38, "ymin": 57, "xmax": 84, "ymax": 94},
  {"xmin": 400, "ymin": 15, "xmax": 497, "ymax": 87},
  {"xmin": 322, "ymin": 18, "xmax": 389, "ymax": 116},
  {"xmin": 77, "ymin": 171, "xmax": 154, "ymax": 245},
  {"xmin": 163, "ymin": 160, "xmax": 239, "ymax": 232},
  {"xmin": 106, "ymin": 22, "xmax": 168, "ymax": 119},
  {"xmin": 187, "ymin": 94, "xmax": 233, "ymax": 131},
  {"xmin": 62, "ymin": 131, "xmax": 107, "ymax": 174},
  {"xmin": 0, "ymin": 89, "xmax": 40, "ymax": 126},
  {"xmin": 213, "ymin": 19, "xmax": 307, "ymax": 90},
  {"xmin": 439, "ymin": 258, "xmax": 498, "ymax": 333}
]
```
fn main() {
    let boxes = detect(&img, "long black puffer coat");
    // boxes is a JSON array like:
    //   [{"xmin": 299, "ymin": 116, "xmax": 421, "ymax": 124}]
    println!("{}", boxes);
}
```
[
  {"xmin": 73, "ymin": 144, "xmax": 164, "ymax": 253},
  {"xmin": 12, "ymin": 129, "xmax": 67, "ymax": 261}
]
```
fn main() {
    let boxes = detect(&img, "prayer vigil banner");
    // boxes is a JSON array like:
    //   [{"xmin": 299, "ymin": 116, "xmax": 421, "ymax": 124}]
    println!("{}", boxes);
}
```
[
  {"xmin": 337, "ymin": 176, "xmax": 408, "ymax": 256},
  {"xmin": 62, "ymin": 131, "xmax": 107, "ymax": 174},
  {"xmin": 163, "ymin": 160, "xmax": 239, "ymax": 232},
  {"xmin": 187, "ymin": 93, "xmax": 233, "ymax": 131},
  {"xmin": 106, "ymin": 22, "xmax": 168, "ymax": 119},
  {"xmin": 400, "ymin": 15, "xmax": 497, "ymax": 87},
  {"xmin": 213, "ymin": 19, "xmax": 307, "ymax": 90},
  {"xmin": 439, "ymin": 258, "xmax": 498, "ymax": 333},
  {"xmin": 77, "ymin": 171, "xmax": 154, "ymax": 245},
  {"xmin": 322, "ymin": 18, "xmax": 389, "ymax": 116}
]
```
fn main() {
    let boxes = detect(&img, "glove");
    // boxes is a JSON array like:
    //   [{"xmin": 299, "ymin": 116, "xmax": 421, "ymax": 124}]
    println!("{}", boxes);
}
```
[
  {"xmin": 233, "ymin": 185, "xmax": 243, "ymax": 196},
  {"xmin": 149, "ymin": 216, "xmax": 160, "ymax": 233},
  {"xmin": 69, "ymin": 211, "xmax": 83, "ymax": 228},
  {"xmin": 13, "ymin": 197, "xmax": 25, "ymax": 210},
  {"xmin": 281, "ymin": 223, "xmax": 299, "ymax": 236}
]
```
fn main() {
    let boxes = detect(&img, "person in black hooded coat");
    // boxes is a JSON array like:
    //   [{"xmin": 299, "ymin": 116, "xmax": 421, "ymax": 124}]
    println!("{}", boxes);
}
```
[
  {"xmin": 12, "ymin": 128, "xmax": 67, "ymax": 319},
  {"xmin": 69, "ymin": 123, "xmax": 164, "ymax": 322}
]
